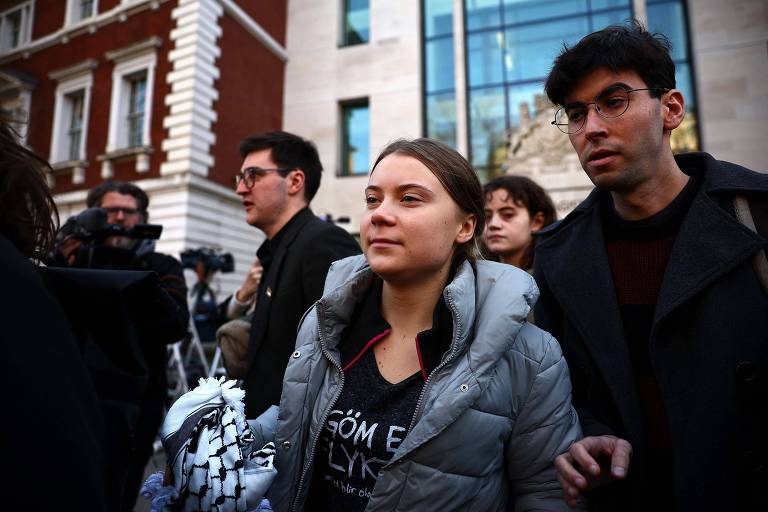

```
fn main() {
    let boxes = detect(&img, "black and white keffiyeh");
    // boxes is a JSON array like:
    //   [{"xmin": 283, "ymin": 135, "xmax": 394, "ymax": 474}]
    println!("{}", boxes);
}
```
[{"xmin": 144, "ymin": 377, "xmax": 276, "ymax": 511}]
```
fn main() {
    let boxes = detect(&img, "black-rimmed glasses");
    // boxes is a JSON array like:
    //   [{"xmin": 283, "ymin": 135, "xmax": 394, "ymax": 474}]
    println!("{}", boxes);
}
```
[
  {"xmin": 234, "ymin": 167, "xmax": 293, "ymax": 189},
  {"xmin": 552, "ymin": 87, "xmax": 670, "ymax": 134}
]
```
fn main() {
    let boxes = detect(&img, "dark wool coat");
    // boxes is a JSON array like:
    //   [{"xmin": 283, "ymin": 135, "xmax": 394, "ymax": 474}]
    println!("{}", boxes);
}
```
[
  {"xmin": 534, "ymin": 153, "xmax": 768, "ymax": 511},
  {"xmin": 241, "ymin": 208, "xmax": 361, "ymax": 417}
]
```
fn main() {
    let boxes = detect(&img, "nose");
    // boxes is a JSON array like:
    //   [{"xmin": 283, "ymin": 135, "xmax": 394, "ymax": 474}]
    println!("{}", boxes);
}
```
[
  {"xmin": 582, "ymin": 105, "xmax": 608, "ymax": 140},
  {"xmin": 369, "ymin": 199, "xmax": 396, "ymax": 226},
  {"xmin": 486, "ymin": 212, "xmax": 501, "ymax": 230},
  {"xmin": 235, "ymin": 178, "xmax": 249, "ymax": 195}
]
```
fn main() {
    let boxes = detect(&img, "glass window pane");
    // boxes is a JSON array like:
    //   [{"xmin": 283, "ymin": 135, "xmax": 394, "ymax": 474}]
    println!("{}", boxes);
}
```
[
  {"xmin": 426, "ymin": 37, "xmax": 455, "ymax": 93},
  {"xmin": 469, "ymin": 86, "xmax": 507, "ymax": 170},
  {"xmin": 425, "ymin": 0, "xmax": 453, "ymax": 38},
  {"xmin": 468, "ymin": 31, "xmax": 504, "ymax": 87},
  {"xmin": 674, "ymin": 61, "xmax": 695, "ymax": 110},
  {"xmin": 506, "ymin": 82, "xmax": 545, "ymax": 129},
  {"xmin": 343, "ymin": 0, "xmax": 370, "ymax": 45},
  {"xmin": 426, "ymin": 92, "xmax": 457, "ymax": 148},
  {"xmin": 590, "ymin": 0, "xmax": 630, "ymax": 9},
  {"xmin": 647, "ymin": 1, "xmax": 688, "ymax": 60},
  {"xmin": 502, "ymin": 0, "xmax": 588, "ymax": 25},
  {"xmin": 590, "ymin": 7, "xmax": 631, "ymax": 31},
  {"xmin": 503, "ymin": 17, "xmax": 588, "ymax": 82},
  {"xmin": 465, "ymin": 0, "xmax": 501, "ymax": 31},
  {"xmin": 342, "ymin": 103, "xmax": 370, "ymax": 176}
]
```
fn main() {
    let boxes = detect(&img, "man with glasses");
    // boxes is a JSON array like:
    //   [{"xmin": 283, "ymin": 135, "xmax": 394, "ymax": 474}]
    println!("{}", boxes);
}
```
[
  {"xmin": 533, "ymin": 21, "xmax": 768, "ymax": 511},
  {"xmin": 224, "ymin": 131, "xmax": 360, "ymax": 418}
]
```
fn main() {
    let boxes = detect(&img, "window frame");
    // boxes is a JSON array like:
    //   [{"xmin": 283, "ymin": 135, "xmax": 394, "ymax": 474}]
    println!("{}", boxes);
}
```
[
  {"xmin": 339, "ymin": 98, "xmax": 371, "ymax": 177},
  {"xmin": 50, "ymin": 72, "xmax": 93, "ymax": 165},
  {"xmin": 65, "ymin": 0, "xmax": 98, "ymax": 26},
  {"xmin": 339, "ymin": 0, "xmax": 370, "ymax": 47},
  {"xmin": 106, "ymin": 51, "xmax": 156, "ymax": 151},
  {"xmin": 0, "ymin": 1, "xmax": 34, "ymax": 53}
]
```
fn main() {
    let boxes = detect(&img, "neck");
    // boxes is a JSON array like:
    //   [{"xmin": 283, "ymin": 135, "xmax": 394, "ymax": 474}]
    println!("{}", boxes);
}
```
[
  {"xmin": 500, "ymin": 250, "xmax": 526, "ymax": 269},
  {"xmin": 263, "ymin": 203, "xmax": 305, "ymax": 239},
  {"xmin": 380, "ymin": 268, "xmax": 449, "ymax": 333},
  {"xmin": 611, "ymin": 152, "xmax": 688, "ymax": 221}
]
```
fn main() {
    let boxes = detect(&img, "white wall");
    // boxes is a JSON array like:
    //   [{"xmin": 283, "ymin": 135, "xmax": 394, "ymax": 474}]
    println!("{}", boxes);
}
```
[
  {"xmin": 688, "ymin": 0, "xmax": 768, "ymax": 170},
  {"xmin": 283, "ymin": 0, "xmax": 423, "ymax": 232}
]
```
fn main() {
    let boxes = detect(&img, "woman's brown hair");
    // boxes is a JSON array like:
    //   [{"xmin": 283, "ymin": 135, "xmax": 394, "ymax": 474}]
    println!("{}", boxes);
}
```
[
  {"xmin": 0, "ymin": 113, "xmax": 59, "ymax": 261},
  {"xmin": 372, "ymin": 138, "xmax": 485, "ymax": 271}
]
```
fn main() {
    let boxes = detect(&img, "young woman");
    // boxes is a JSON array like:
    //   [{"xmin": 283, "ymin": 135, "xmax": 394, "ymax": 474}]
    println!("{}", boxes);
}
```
[
  {"xmin": 268, "ymin": 139, "xmax": 582, "ymax": 511},
  {"xmin": 483, "ymin": 175, "xmax": 557, "ymax": 272}
]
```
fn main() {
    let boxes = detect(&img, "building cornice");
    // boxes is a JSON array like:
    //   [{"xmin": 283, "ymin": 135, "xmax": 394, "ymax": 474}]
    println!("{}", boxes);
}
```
[
  {"xmin": 48, "ymin": 58, "xmax": 98, "ymax": 81},
  {"xmin": 0, "ymin": 0, "xmax": 169, "ymax": 65},
  {"xmin": 105, "ymin": 37, "xmax": 163, "ymax": 62},
  {"xmin": 217, "ymin": 0, "xmax": 288, "ymax": 62}
]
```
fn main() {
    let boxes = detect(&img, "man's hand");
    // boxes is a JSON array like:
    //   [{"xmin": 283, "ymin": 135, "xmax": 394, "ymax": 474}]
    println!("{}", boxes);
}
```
[
  {"xmin": 235, "ymin": 258, "xmax": 263, "ymax": 303},
  {"xmin": 555, "ymin": 435, "xmax": 632, "ymax": 508},
  {"xmin": 58, "ymin": 237, "xmax": 82, "ymax": 266}
]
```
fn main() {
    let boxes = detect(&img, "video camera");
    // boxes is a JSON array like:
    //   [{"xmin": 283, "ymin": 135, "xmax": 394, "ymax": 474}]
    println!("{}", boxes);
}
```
[
  {"xmin": 50, "ymin": 207, "xmax": 163, "ymax": 269},
  {"xmin": 60, "ymin": 207, "xmax": 162, "ymax": 243},
  {"xmin": 180, "ymin": 247, "xmax": 235, "ymax": 275}
]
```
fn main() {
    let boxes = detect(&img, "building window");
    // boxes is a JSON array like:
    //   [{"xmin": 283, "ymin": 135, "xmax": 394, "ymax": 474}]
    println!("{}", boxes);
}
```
[
  {"xmin": 66, "ymin": 0, "xmax": 97, "ymax": 24},
  {"xmin": 106, "ymin": 51, "xmax": 156, "ymax": 151},
  {"xmin": 126, "ymin": 72, "xmax": 147, "ymax": 148},
  {"xmin": 341, "ymin": 0, "xmax": 369, "ymax": 46},
  {"xmin": 0, "ymin": 1, "xmax": 33, "ymax": 53},
  {"xmin": 66, "ymin": 91, "xmax": 85, "ymax": 160},
  {"xmin": 423, "ymin": 0, "xmax": 456, "ymax": 148},
  {"xmin": 50, "ymin": 73, "xmax": 93, "ymax": 164},
  {"xmin": 421, "ymin": 0, "xmax": 700, "ymax": 180},
  {"xmin": 340, "ymin": 100, "xmax": 370, "ymax": 176}
]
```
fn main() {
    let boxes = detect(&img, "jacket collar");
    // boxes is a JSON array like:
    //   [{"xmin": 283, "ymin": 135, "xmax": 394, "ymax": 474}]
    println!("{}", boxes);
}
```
[{"xmin": 318, "ymin": 255, "xmax": 538, "ymax": 460}]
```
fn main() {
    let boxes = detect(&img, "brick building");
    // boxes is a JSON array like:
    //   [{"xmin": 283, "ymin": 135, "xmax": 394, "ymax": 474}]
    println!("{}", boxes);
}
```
[{"xmin": 0, "ymin": 0, "xmax": 287, "ymax": 292}]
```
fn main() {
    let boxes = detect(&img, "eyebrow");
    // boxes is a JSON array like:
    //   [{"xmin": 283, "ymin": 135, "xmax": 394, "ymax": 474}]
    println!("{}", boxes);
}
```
[
  {"xmin": 365, "ymin": 183, "xmax": 435, "ymax": 195},
  {"xmin": 563, "ymin": 82, "xmax": 633, "ymax": 109}
]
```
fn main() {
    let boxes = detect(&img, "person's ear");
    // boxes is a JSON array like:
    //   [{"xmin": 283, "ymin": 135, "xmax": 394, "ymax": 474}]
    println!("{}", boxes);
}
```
[
  {"xmin": 286, "ymin": 169, "xmax": 305, "ymax": 197},
  {"xmin": 530, "ymin": 211, "xmax": 545, "ymax": 233},
  {"xmin": 661, "ymin": 89, "xmax": 685, "ymax": 131},
  {"xmin": 455, "ymin": 213, "xmax": 477, "ymax": 245}
]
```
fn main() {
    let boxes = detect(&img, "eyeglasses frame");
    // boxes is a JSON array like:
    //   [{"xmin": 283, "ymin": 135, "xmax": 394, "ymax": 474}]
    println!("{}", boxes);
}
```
[
  {"xmin": 234, "ymin": 167, "xmax": 294, "ymax": 189},
  {"xmin": 551, "ymin": 87, "xmax": 670, "ymax": 134}
]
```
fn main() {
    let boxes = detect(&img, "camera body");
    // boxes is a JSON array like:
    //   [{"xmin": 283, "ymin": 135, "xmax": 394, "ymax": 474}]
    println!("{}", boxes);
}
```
[
  {"xmin": 51, "ymin": 207, "xmax": 163, "ymax": 269},
  {"xmin": 180, "ymin": 247, "xmax": 235, "ymax": 275}
]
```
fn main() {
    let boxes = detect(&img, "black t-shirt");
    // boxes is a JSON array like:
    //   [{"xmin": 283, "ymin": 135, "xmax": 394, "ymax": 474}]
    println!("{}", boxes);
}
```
[{"xmin": 311, "ymin": 279, "xmax": 452, "ymax": 511}]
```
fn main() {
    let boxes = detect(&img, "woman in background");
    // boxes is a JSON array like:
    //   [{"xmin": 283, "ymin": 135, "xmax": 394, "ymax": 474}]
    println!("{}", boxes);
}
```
[
  {"xmin": 483, "ymin": 175, "xmax": 557, "ymax": 272},
  {"xmin": 268, "ymin": 138, "xmax": 582, "ymax": 511}
]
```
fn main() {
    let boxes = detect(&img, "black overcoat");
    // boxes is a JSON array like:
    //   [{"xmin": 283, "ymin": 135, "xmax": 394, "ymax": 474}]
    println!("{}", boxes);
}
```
[
  {"xmin": 240, "ymin": 208, "xmax": 361, "ymax": 417},
  {"xmin": 534, "ymin": 153, "xmax": 768, "ymax": 511}
]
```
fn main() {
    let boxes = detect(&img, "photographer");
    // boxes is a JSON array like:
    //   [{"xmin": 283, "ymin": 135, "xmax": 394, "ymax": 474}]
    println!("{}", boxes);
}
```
[{"xmin": 51, "ymin": 181, "xmax": 189, "ymax": 511}]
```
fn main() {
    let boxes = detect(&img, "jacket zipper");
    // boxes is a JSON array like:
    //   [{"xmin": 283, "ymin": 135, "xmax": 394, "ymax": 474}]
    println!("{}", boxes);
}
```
[
  {"xmin": 290, "ymin": 303, "xmax": 345, "ymax": 512},
  {"xmin": 406, "ymin": 290, "xmax": 463, "ymax": 433}
]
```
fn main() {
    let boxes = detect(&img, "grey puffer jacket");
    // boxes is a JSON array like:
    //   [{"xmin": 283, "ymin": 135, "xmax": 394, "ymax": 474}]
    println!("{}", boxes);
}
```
[{"xmin": 269, "ymin": 255, "xmax": 583, "ymax": 511}]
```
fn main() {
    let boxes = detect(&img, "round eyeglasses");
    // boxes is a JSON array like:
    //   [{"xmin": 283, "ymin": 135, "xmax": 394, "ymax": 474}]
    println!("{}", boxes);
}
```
[
  {"xmin": 552, "ymin": 87, "xmax": 669, "ymax": 134},
  {"xmin": 234, "ymin": 167, "xmax": 293, "ymax": 189}
]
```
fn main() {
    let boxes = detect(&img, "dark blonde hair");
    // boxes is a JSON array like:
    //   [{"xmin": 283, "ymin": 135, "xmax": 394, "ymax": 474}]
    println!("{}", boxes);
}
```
[{"xmin": 372, "ymin": 138, "xmax": 485, "ymax": 271}]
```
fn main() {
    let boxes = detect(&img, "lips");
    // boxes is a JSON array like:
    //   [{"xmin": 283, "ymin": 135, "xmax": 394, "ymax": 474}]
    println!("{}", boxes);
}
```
[
  {"xmin": 587, "ymin": 149, "xmax": 619, "ymax": 166},
  {"xmin": 368, "ymin": 238, "xmax": 400, "ymax": 247},
  {"xmin": 242, "ymin": 201, "xmax": 254, "ymax": 210}
]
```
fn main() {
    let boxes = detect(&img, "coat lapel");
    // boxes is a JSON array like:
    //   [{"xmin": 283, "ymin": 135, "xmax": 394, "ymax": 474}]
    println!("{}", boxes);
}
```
[
  {"xmin": 538, "ymin": 200, "xmax": 645, "ymax": 443},
  {"xmin": 653, "ymin": 184, "xmax": 765, "ymax": 328}
]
